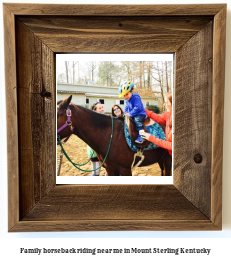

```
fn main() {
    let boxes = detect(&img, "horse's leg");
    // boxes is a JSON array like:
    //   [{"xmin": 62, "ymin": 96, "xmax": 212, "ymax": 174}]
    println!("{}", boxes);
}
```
[
  {"xmin": 162, "ymin": 152, "xmax": 172, "ymax": 176},
  {"xmin": 158, "ymin": 160, "xmax": 164, "ymax": 176},
  {"xmin": 118, "ymin": 167, "xmax": 132, "ymax": 176},
  {"xmin": 106, "ymin": 168, "xmax": 132, "ymax": 176},
  {"xmin": 105, "ymin": 167, "xmax": 119, "ymax": 176}
]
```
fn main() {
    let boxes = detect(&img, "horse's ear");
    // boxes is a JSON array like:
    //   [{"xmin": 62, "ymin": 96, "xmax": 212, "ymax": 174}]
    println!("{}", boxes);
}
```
[
  {"xmin": 59, "ymin": 95, "xmax": 72, "ymax": 109},
  {"xmin": 67, "ymin": 95, "xmax": 72, "ymax": 104}
]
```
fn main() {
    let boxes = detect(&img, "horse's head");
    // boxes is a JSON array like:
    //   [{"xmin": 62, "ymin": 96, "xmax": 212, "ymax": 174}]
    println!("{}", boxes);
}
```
[{"xmin": 57, "ymin": 95, "xmax": 73, "ymax": 142}]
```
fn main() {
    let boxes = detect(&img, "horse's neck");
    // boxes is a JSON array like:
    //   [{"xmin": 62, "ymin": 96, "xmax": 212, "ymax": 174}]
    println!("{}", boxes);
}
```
[{"xmin": 72, "ymin": 105, "xmax": 111, "ymax": 153}]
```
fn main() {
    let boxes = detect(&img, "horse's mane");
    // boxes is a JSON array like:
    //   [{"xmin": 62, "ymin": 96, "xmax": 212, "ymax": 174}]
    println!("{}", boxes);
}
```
[
  {"xmin": 71, "ymin": 103, "xmax": 115, "ymax": 128},
  {"xmin": 117, "ymin": 116, "xmax": 125, "ymax": 121}
]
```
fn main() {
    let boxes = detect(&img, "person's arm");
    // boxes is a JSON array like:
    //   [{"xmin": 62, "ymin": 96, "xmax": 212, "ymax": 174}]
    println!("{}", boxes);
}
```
[
  {"xmin": 129, "ymin": 95, "xmax": 145, "ymax": 117},
  {"xmin": 140, "ymin": 131, "xmax": 172, "ymax": 151},
  {"xmin": 145, "ymin": 109, "xmax": 166, "ymax": 124},
  {"xmin": 124, "ymin": 101, "xmax": 128, "ymax": 114},
  {"xmin": 147, "ymin": 135, "xmax": 172, "ymax": 151}
]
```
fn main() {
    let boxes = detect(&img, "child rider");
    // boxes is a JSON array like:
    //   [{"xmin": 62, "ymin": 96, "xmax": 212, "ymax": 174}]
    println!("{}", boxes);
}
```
[{"xmin": 119, "ymin": 81, "xmax": 146, "ymax": 144}]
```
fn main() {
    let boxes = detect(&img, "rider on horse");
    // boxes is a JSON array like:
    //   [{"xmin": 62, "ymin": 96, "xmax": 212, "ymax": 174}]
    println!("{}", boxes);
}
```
[{"xmin": 119, "ymin": 81, "xmax": 147, "ymax": 144}]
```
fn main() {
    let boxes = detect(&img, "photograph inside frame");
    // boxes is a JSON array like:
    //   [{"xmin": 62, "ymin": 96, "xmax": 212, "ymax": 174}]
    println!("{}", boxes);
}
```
[{"xmin": 56, "ymin": 54, "xmax": 174, "ymax": 184}]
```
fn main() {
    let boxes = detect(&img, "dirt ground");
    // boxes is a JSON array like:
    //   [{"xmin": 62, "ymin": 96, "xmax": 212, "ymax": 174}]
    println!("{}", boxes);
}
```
[{"xmin": 57, "ymin": 135, "xmax": 162, "ymax": 176}]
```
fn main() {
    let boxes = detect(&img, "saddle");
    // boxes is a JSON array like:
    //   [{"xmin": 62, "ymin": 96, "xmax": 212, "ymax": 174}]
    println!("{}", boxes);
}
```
[
  {"xmin": 124, "ymin": 116, "xmax": 166, "ymax": 151},
  {"xmin": 144, "ymin": 116, "xmax": 155, "ymax": 126}
]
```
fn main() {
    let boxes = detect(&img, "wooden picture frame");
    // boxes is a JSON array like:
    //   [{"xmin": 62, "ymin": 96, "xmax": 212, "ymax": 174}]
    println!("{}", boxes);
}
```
[{"xmin": 4, "ymin": 3, "xmax": 226, "ymax": 231}]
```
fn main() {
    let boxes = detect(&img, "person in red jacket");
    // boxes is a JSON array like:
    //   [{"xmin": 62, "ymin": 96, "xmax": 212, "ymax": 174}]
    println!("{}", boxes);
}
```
[{"xmin": 140, "ymin": 92, "xmax": 172, "ymax": 156}]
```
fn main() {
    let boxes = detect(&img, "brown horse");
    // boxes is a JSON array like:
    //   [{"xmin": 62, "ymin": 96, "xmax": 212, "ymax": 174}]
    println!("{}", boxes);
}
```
[{"xmin": 57, "ymin": 95, "xmax": 172, "ymax": 176}]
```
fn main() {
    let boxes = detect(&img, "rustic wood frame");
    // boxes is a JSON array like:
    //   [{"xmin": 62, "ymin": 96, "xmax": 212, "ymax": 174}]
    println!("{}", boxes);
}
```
[{"xmin": 4, "ymin": 4, "xmax": 226, "ymax": 232}]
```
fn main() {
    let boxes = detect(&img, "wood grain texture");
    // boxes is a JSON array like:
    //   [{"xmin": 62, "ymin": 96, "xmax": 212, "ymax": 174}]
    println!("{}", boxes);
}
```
[
  {"xmin": 16, "ymin": 19, "xmax": 56, "ymax": 219},
  {"xmin": 11, "ymin": 220, "xmax": 218, "ymax": 232},
  {"xmin": 3, "ymin": 3, "xmax": 225, "ymax": 16},
  {"xmin": 211, "ymin": 5, "xmax": 226, "ymax": 228},
  {"xmin": 4, "ymin": 3, "xmax": 226, "ymax": 231},
  {"xmin": 22, "ymin": 185, "xmax": 207, "ymax": 221},
  {"xmin": 174, "ymin": 22, "xmax": 213, "ymax": 218},
  {"xmin": 17, "ymin": 16, "xmax": 213, "ymax": 53},
  {"xmin": 12, "ymin": 185, "xmax": 216, "ymax": 232},
  {"xmin": 3, "ymin": 4, "xmax": 19, "ymax": 231}
]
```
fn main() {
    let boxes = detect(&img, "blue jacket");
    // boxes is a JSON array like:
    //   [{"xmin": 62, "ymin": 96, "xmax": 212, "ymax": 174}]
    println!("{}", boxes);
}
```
[{"xmin": 124, "ymin": 93, "xmax": 146, "ymax": 118}]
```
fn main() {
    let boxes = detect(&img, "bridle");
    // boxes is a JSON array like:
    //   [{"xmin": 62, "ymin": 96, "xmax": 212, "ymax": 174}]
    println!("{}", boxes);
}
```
[
  {"xmin": 57, "ymin": 105, "xmax": 74, "ymax": 145},
  {"xmin": 57, "ymin": 109, "xmax": 114, "ymax": 174}
]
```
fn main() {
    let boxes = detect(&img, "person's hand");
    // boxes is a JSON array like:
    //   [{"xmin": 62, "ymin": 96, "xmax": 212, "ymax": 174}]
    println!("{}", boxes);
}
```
[
  {"xmin": 125, "ymin": 113, "xmax": 130, "ymax": 117},
  {"xmin": 139, "ymin": 130, "xmax": 150, "ymax": 140}
]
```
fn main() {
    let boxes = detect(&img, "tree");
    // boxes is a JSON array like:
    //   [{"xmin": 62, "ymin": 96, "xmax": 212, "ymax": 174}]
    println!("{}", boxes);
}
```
[
  {"xmin": 146, "ymin": 105, "xmax": 160, "ymax": 114},
  {"xmin": 72, "ymin": 61, "xmax": 78, "ymax": 84},
  {"xmin": 148, "ymin": 61, "xmax": 172, "ymax": 112},
  {"xmin": 65, "ymin": 61, "xmax": 70, "ymax": 83},
  {"xmin": 98, "ymin": 61, "xmax": 120, "ymax": 86},
  {"xmin": 57, "ymin": 60, "xmax": 173, "ymax": 104}
]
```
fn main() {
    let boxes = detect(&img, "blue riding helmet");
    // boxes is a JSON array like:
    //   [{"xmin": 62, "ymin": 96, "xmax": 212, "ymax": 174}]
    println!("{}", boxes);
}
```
[{"xmin": 118, "ymin": 81, "xmax": 134, "ymax": 98}]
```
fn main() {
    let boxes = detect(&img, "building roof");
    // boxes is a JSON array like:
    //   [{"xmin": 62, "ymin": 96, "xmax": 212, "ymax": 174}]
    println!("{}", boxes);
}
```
[{"xmin": 57, "ymin": 90, "xmax": 157, "ymax": 99}]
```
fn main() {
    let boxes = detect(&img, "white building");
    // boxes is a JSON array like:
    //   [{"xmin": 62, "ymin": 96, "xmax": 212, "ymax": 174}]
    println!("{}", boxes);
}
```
[{"xmin": 57, "ymin": 83, "xmax": 159, "ymax": 114}]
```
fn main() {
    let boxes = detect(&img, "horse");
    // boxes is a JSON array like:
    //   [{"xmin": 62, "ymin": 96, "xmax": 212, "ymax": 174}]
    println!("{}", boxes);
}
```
[{"xmin": 57, "ymin": 95, "xmax": 172, "ymax": 176}]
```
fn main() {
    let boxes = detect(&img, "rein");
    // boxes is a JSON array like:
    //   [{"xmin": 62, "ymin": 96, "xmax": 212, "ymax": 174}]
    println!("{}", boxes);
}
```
[{"xmin": 57, "ymin": 105, "xmax": 114, "ymax": 173}]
